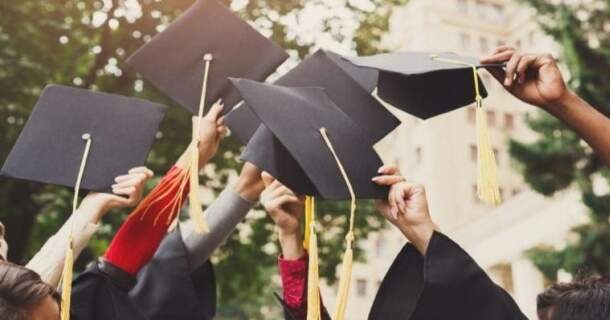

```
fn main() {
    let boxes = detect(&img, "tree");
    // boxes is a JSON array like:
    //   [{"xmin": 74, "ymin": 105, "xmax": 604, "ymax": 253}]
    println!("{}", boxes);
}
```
[
  {"xmin": 512, "ymin": 0, "xmax": 610, "ymax": 281},
  {"xmin": 0, "ymin": 0, "xmax": 407, "ymax": 317}
]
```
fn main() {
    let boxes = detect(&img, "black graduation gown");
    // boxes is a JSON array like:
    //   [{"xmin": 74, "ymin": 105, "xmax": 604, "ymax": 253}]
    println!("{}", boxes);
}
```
[
  {"xmin": 71, "ymin": 228, "xmax": 216, "ymax": 320},
  {"xmin": 278, "ymin": 231, "xmax": 527, "ymax": 320}
]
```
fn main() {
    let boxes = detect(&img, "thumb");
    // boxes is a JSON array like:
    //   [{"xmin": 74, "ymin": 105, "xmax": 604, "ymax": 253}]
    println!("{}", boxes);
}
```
[{"xmin": 261, "ymin": 171, "xmax": 275, "ymax": 187}]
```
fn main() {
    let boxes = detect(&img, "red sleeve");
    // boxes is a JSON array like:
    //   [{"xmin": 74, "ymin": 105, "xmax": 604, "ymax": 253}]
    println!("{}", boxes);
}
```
[
  {"xmin": 279, "ymin": 254, "xmax": 309, "ymax": 319},
  {"xmin": 104, "ymin": 166, "xmax": 188, "ymax": 276}
]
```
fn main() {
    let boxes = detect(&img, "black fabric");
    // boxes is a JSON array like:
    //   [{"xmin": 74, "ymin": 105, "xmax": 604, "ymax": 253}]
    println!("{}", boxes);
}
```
[
  {"xmin": 232, "ymin": 79, "xmax": 387, "ymax": 199},
  {"xmin": 0, "ymin": 85, "xmax": 166, "ymax": 192},
  {"xmin": 126, "ymin": 0, "xmax": 288, "ymax": 115},
  {"xmin": 71, "ymin": 228, "xmax": 216, "ymax": 320},
  {"xmin": 368, "ymin": 232, "xmax": 528, "ymax": 320},
  {"xmin": 343, "ymin": 52, "xmax": 504, "ymax": 119},
  {"xmin": 226, "ymin": 49, "xmax": 397, "ymax": 145}
]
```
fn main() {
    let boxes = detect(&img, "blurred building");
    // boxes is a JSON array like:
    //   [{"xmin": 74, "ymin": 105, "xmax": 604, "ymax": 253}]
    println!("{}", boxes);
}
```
[{"xmin": 318, "ymin": 0, "xmax": 588, "ymax": 319}]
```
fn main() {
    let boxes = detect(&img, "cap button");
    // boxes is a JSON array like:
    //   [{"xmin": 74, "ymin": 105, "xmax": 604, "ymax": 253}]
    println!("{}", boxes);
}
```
[
  {"xmin": 81, "ymin": 133, "xmax": 91, "ymax": 140},
  {"xmin": 203, "ymin": 53, "xmax": 213, "ymax": 61}
]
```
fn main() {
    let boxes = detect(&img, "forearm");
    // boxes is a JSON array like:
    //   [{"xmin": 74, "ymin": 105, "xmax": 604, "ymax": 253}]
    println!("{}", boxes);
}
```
[
  {"xmin": 26, "ymin": 201, "xmax": 104, "ymax": 286},
  {"xmin": 548, "ymin": 90, "xmax": 610, "ymax": 167},
  {"xmin": 182, "ymin": 185, "xmax": 255, "ymax": 271}
]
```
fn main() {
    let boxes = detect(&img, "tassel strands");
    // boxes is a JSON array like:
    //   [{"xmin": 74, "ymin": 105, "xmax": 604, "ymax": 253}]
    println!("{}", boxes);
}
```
[
  {"xmin": 319, "ymin": 128, "xmax": 357, "ymax": 320},
  {"xmin": 430, "ymin": 55, "xmax": 501, "ymax": 205},
  {"xmin": 60, "ymin": 133, "xmax": 92, "ymax": 320},
  {"xmin": 189, "ymin": 53, "xmax": 214, "ymax": 234},
  {"xmin": 305, "ymin": 196, "xmax": 321, "ymax": 320}
]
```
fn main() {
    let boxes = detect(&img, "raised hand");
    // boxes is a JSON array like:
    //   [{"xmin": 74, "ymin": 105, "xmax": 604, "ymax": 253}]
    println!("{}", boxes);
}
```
[
  {"xmin": 481, "ymin": 46, "xmax": 569, "ymax": 110},
  {"xmin": 373, "ymin": 165, "xmax": 435, "ymax": 255},
  {"xmin": 80, "ymin": 166, "xmax": 154, "ymax": 223},
  {"xmin": 260, "ymin": 172, "xmax": 305, "ymax": 259},
  {"xmin": 196, "ymin": 100, "xmax": 228, "ymax": 165}
]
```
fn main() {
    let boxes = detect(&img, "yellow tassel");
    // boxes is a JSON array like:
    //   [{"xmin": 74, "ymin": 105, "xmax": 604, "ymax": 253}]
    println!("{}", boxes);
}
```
[
  {"xmin": 319, "ymin": 128, "xmax": 357, "ymax": 320},
  {"xmin": 305, "ymin": 196, "xmax": 321, "ymax": 320},
  {"xmin": 188, "ymin": 53, "xmax": 214, "ymax": 234},
  {"xmin": 60, "ymin": 238, "xmax": 74, "ymax": 320},
  {"xmin": 430, "ymin": 54, "xmax": 501, "ymax": 205},
  {"xmin": 333, "ymin": 233, "xmax": 354, "ymax": 320},
  {"xmin": 303, "ymin": 196, "xmax": 313, "ymax": 250},
  {"xmin": 60, "ymin": 134, "xmax": 92, "ymax": 320},
  {"xmin": 476, "ymin": 103, "xmax": 502, "ymax": 205},
  {"xmin": 189, "ymin": 143, "xmax": 209, "ymax": 233}
]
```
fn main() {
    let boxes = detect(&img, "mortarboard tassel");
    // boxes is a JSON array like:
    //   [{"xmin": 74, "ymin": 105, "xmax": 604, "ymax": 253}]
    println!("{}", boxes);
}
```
[
  {"xmin": 319, "ymin": 128, "xmax": 356, "ymax": 320},
  {"xmin": 188, "ymin": 53, "xmax": 215, "ymax": 234},
  {"xmin": 60, "ymin": 133, "xmax": 92, "ymax": 320},
  {"xmin": 430, "ymin": 55, "xmax": 501, "ymax": 205},
  {"xmin": 305, "ymin": 196, "xmax": 321, "ymax": 320}
]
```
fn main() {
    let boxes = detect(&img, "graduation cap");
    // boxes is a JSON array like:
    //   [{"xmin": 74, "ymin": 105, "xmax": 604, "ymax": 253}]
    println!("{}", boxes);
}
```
[
  {"xmin": 231, "ymin": 78, "xmax": 384, "ymax": 320},
  {"xmin": 343, "ymin": 51, "xmax": 504, "ymax": 205},
  {"xmin": 126, "ymin": 0, "xmax": 289, "ymax": 116},
  {"xmin": 1, "ymin": 85, "xmax": 166, "ymax": 191},
  {"xmin": 127, "ymin": 0, "xmax": 289, "ymax": 235},
  {"xmin": 0, "ymin": 85, "xmax": 167, "ymax": 320},
  {"xmin": 226, "ymin": 49, "xmax": 396, "ymax": 145}
]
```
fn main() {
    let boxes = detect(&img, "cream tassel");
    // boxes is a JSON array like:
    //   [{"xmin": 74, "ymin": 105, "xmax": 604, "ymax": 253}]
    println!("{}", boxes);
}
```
[{"xmin": 305, "ymin": 196, "xmax": 321, "ymax": 320}]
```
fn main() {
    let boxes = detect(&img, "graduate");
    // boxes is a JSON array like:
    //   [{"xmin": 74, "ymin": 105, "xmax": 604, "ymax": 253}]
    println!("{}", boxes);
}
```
[{"xmin": 261, "ymin": 167, "xmax": 609, "ymax": 320}]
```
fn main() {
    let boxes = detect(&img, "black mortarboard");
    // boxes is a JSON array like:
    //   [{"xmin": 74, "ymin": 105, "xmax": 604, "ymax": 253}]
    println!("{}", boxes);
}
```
[
  {"xmin": 231, "ymin": 78, "xmax": 387, "ymax": 200},
  {"xmin": 345, "ymin": 52, "xmax": 504, "ymax": 205},
  {"xmin": 0, "ymin": 85, "xmax": 166, "ymax": 192},
  {"xmin": 343, "ymin": 52, "xmax": 504, "ymax": 119},
  {"xmin": 226, "ymin": 49, "xmax": 397, "ymax": 145},
  {"xmin": 126, "ymin": 0, "xmax": 289, "ymax": 115}
]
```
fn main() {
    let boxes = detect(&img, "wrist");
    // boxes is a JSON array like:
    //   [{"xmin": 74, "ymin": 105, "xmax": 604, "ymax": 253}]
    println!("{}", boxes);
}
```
[
  {"xmin": 278, "ymin": 229, "xmax": 305, "ymax": 260},
  {"xmin": 397, "ymin": 219, "xmax": 435, "ymax": 255},
  {"xmin": 234, "ymin": 168, "xmax": 264, "ymax": 202},
  {"xmin": 545, "ymin": 89, "xmax": 580, "ymax": 117},
  {"xmin": 78, "ymin": 196, "xmax": 111, "ymax": 224}
]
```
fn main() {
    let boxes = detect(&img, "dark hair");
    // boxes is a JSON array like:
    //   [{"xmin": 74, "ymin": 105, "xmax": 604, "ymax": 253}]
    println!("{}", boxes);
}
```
[
  {"xmin": 537, "ymin": 275, "xmax": 610, "ymax": 320},
  {"xmin": 0, "ymin": 261, "xmax": 60, "ymax": 320}
]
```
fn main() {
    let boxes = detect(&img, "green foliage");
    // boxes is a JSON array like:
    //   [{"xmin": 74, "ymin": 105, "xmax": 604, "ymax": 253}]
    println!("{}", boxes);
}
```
[
  {"xmin": 0, "ymin": 0, "xmax": 406, "ymax": 317},
  {"xmin": 515, "ymin": 0, "xmax": 610, "ymax": 279}
]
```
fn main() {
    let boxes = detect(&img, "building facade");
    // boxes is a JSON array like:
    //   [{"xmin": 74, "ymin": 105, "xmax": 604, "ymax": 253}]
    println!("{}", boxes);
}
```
[{"xmin": 318, "ymin": 1, "xmax": 588, "ymax": 319}]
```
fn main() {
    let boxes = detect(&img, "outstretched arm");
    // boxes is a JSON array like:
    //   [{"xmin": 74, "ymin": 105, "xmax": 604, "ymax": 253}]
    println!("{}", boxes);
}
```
[
  {"xmin": 481, "ymin": 47, "xmax": 610, "ymax": 167},
  {"xmin": 260, "ymin": 173, "xmax": 310, "ymax": 319},
  {"xmin": 26, "ymin": 167, "xmax": 152, "ymax": 287},
  {"xmin": 181, "ymin": 162, "xmax": 265, "ymax": 271},
  {"xmin": 103, "ymin": 102, "xmax": 227, "ymax": 276}
]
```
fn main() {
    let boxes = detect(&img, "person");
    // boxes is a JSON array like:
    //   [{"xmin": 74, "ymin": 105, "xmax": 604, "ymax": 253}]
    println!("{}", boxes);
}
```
[
  {"xmin": 264, "ymin": 161, "xmax": 610, "ymax": 319},
  {"xmin": 0, "ymin": 262, "xmax": 60, "ymax": 320},
  {"xmin": 481, "ymin": 46, "xmax": 610, "ymax": 167},
  {"xmin": 0, "ymin": 166, "xmax": 153, "ymax": 320},
  {"xmin": 70, "ymin": 101, "xmax": 265, "ymax": 320}
]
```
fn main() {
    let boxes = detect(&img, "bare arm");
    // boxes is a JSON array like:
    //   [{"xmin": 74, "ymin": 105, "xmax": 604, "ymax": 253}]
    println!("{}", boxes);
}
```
[{"xmin": 481, "ymin": 47, "xmax": 610, "ymax": 167}]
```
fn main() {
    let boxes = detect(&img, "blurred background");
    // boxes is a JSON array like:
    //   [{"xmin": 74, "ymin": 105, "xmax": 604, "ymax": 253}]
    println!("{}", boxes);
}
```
[{"xmin": 1, "ymin": 0, "xmax": 609, "ymax": 319}]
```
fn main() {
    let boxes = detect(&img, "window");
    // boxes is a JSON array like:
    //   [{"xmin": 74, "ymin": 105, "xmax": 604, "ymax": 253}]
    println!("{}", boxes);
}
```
[
  {"xmin": 473, "ymin": 184, "xmax": 479, "ymax": 202},
  {"xmin": 512, "ymin": 188, "xmax": 521, "ymax": 196},
  {"xmin": 470, "ymin": 144, "xmax": 477, "ymax": 162},
  {"xmin": 415, "ymin": 147, "xmax": 423, "ymax": 164},
  {"xmin": 515, "ymin": 39, "xmax": 522, "ymax": 49},
  {"xmin": 499, "ymin": 187, "xmax": 504, "ymax": 200},
  {"xmin": 460, "ymin": 32, "xmax": 471, "ymax": 50},
  {"xmin": 493, "ymin": 148, "xmax": 500, "ymax": 166},
  {"xmin": 528, "ymin": 31, "xmax": 535, "ymax": 46},
  {"xmin": 467, "ymin": 107, "xmax": 476, "ymax": 124},
  {"xmin": 487, "ymin": 110, "xmax": 496, "ymax": 127},
  {"xmin": 356, "ymin": 279, "xmax": 367, "ymax": 297},
  {"xmin": 504, "ymin": 113, "xmax": 514, "ymax": 130},
  {"xmin": 457, "ymin": 0, "xmax": 468, "ymax": 14},
  {"xmin": 490, "ymin": 4, "xmax": 505, "ymax": 22},
  {"xmin": 479, "ymin": 36, "xmax": 490, "ymax": 54}
]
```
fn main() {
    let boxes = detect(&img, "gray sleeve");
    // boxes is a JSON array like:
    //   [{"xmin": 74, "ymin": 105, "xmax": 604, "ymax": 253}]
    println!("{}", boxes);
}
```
[{"xmin": 182, "ymin": 186, "xmax": 254, "ymax": 271}]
